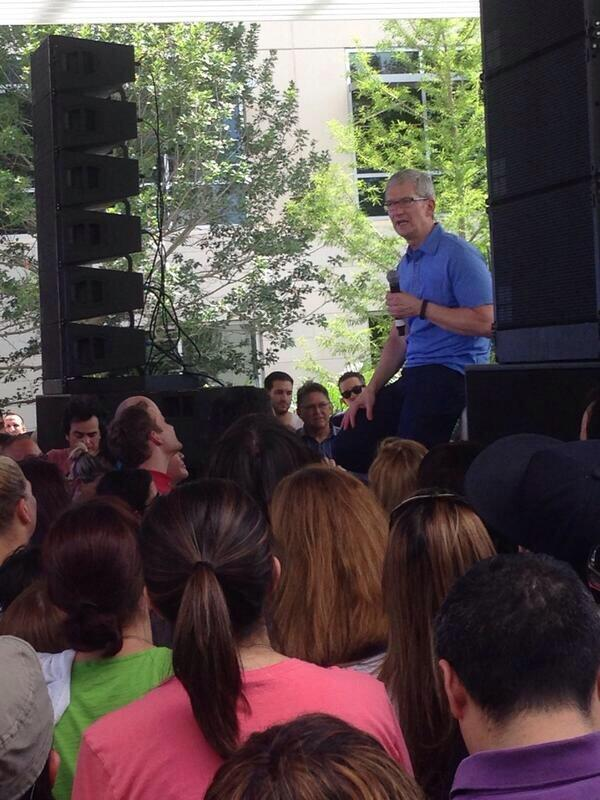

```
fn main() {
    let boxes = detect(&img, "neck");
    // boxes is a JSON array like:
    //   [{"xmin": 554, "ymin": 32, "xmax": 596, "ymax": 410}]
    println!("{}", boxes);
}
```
[
  {"xmin": 305, "ymin": 423, "xmax": 330, "ymax": 442},
  {"xmin": 238, "ymin": 625, "xmax": 286, "ymax": 671},
  {"xmin": 0, "ymin": 526, "xmax": 28, "ymax": 566},
  {"xmin": 406, "ymin": 220, "xmax": 436, "ymax": 250},
  {"xmin": 75, "ymin": 610, "xmax": 154, "ymax": 662},
  {"xmin": 141, "ymin": 450, "xmax": 170, "ymax": 474},
  {"xmin": 468, "ymin": 707, "xmax": 598, "ymax": 754}
]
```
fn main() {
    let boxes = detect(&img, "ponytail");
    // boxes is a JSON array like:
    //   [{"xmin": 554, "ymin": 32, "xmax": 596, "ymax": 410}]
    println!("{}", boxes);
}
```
[
  {"xmin": 141, "ymin": 479, "xmax": 273, "ymax": 759},
  {"xmin": 173, "ymin": 564, "xmax": 245, "ymax": 758}
]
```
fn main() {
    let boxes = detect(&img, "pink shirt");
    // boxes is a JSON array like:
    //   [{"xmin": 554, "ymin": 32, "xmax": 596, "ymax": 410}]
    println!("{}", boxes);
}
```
[{"xmin": 72, "ymin": 658, "xmax": 412, "ymax": 800}]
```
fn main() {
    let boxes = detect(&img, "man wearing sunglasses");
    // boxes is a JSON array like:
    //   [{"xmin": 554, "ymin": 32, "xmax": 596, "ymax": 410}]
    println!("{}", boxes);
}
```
[{"xmin": 343, "ymin": 169, "xmax": 493, "ymax": 449}]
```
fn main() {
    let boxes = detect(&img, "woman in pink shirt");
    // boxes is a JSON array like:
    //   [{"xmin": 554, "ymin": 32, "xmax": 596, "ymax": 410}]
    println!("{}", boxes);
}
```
[{"xmin": 72, "ymin": 479, "xmax": 412, "ymax": 800}]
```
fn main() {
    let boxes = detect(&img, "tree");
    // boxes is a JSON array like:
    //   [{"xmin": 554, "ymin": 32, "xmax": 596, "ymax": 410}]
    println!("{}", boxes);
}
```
[
  {"xmin": 295, "ymin": 17, "xmax": 488, "ymax": 385},
  {"xmin": 0, "ymin": 23, "xmax": 330, "ymax": 402}
]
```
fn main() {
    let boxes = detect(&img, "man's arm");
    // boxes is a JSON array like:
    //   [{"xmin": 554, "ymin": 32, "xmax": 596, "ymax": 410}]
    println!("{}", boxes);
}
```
[
  {"xmin": 386, "ymin": 292, "xmax": 494, "ymax": 338},
  {"xmin": 345, "ymin": 323, "xmax": 406, "ymax": 427}
]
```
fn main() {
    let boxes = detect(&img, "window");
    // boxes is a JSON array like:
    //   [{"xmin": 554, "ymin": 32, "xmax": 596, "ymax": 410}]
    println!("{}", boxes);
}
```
[{"xmin": 348, "ymin": 49, "xmax": 428, "ymax": 217}]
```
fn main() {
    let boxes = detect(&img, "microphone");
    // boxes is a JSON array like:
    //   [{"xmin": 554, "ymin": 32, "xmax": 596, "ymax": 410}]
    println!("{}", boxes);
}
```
[{"xmin": 386, "ymin": 269, "xmax": 406, "ymax": 336}]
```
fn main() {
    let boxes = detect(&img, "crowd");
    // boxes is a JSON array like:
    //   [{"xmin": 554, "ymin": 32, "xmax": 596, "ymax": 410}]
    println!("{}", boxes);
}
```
[{"xmin": 2, "ymin": 167, "xmax": 600, "ymax": 800}]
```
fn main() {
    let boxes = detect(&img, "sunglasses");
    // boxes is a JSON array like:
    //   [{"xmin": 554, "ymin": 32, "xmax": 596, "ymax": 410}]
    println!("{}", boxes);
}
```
[{"xmin": 340, "ymin": 384, "xmax": 365, "ymax": 400}]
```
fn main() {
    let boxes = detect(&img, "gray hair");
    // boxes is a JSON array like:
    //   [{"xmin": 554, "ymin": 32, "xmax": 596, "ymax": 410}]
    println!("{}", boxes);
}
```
[{"xmin": 387, "ymin": 169, "xmax": 435, "ymax": 199}]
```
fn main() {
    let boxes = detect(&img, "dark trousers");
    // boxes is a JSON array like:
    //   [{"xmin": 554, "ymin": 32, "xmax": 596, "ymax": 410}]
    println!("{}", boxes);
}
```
[{"xmin": 333, "ymin": 365, "xmax": 465, "ymax": 473}]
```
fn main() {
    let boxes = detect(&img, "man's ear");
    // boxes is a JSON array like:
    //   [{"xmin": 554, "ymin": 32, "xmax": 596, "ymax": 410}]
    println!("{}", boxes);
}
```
[
  {"xmin": 271, "ymin": 555, "xmax": 281, "ymax": 589},
  {"xmin": 148, "ymin": 429, "xmax": 162, "ymax": 446},
  {"xmin": 439, "ymin": 658, "xmax": 469, "ymax": 720},
  {"xmin": 49, "ymin": 749, "xmax": 61, "ymax": 787}
]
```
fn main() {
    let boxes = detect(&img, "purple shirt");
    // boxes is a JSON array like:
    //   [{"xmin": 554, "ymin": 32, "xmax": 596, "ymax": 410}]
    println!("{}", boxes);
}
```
[{"xmin": 451, "ymin": 730, "xmax": 600, "ymax": 799}]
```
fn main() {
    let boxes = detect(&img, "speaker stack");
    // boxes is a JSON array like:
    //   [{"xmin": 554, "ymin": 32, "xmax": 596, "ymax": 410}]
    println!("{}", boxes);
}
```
[{"xmin": 467, "ymin": 1, "xmax": 600, "ymax": 443}]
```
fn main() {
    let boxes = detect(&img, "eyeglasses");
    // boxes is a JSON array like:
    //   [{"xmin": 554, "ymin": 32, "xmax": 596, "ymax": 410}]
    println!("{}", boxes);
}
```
[
  {"xmin": 390, "ymin": 491, "xmax": 473, "ymax": 520},
  {"xmin": 383, "ymin": 196, "xmax": 430, "ymax": 211},
  {"xmin": 340, "ymin": 384, "xmax": 365, "ymax": 400},
  {"xmin": 300, "ymin": 401, "xmax": 331, "ymax": 413}
]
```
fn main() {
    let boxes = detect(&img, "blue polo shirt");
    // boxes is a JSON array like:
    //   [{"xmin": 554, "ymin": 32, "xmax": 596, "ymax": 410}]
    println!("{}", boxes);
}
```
[{"xmin": 398, "ymin": 223, "xmax": 493, "ymax": 374}]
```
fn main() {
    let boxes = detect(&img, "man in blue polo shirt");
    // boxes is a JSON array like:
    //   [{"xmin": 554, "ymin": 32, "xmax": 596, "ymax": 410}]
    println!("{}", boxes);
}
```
[{"xmin": 345, "ymin": 168, "xmax": 493, "ymax": 447}]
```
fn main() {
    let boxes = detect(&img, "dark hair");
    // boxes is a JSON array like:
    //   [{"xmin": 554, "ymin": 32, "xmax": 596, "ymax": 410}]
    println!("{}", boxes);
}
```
[
  {"xmin": 338, "ymin": 371, "xmax": 365, "ymax": 388},
  {"xmin": 417, "ymin": 441, "xmax": 483, "ymax": 496},
  {"xmin": 97, "ymin": 469, "xmax": 154, "ymax": 516},
  {"xmin": 265, "ymin": 371, "xmax": 294, "ymax": 391},
  {"xmin": 0, "ymin": 578, "xmax": 68, "ymax": 653},
  {"xmin": 62, "ymin": 395, "xmax": 104, "ymax": 437},
  {"xmin": 205, "ymin": 714, "xmax": 424, "ymax": 800},
  {"xmin": 107, "ymin": 402, "xmax": 158, "ymax": 467},
  {"xmin": 208, "ymin": 414, "xmax": 318, "ymax": 514},
  {"xmin": 19, "ymin": 458, "xmax": 70, "ymax": 546},
  {"xmin": 297, "ymin": 382, "xmax": 330, "ymax": 409},
  {"xmin": 209, "ymin": 387, "xmax": 273, "ymax": 443},
  {"xmin": 140, "ymin": 479, "xmax": 273, "ymax": 758},
  {"xmin": 435, "ymin": 553, "xmax": 600, "ymax": 721},
  {"xmin": 4, "ymin": 410, "xmax": 24, "ymax": 423},
  {"xmin": 0, "ymin": 432, "xmax": 35, "ymax": 455},
  {"xmin": 44, "ymin": 497, "xmax": 144, "ymax": 657},
  {"xmin": 0, "ymin": 545, "xmax": 42, "ymax": 611}
]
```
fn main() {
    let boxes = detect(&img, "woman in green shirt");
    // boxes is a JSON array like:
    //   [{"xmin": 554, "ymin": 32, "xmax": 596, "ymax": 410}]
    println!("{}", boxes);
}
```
[{"xmin": 41, "ymin": 497, "xmax": 172, "ymax": 800}]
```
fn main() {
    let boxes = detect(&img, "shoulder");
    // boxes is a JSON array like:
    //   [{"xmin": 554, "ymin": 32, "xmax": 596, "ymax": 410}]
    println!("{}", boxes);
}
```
[{"xmin": 438, "ymin": 228, "xmax": 486, "ymax": 266}]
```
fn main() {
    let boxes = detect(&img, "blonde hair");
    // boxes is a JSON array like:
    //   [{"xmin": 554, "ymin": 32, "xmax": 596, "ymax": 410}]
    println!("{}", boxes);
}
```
[
  {"xmin": 380, "ymin": 492, "xmax": 495, "ymax": 799},
  {"xmin": 269, "ymin": 465, "xmax": 388, "ymax": 667},
  {"xmin": 0, "ymin": 456, "xmax": 27, "ymax": 534},
  {"xmin": 368, "ymin": 438, "xmax": 428, "ymax": 515}
]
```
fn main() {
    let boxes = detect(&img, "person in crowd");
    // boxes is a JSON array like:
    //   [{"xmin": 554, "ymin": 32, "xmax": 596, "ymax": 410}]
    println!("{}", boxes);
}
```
[
  {"xmin": 96, "ymin": 468, "xmax": 157, "ymax": 517},
  {"xmin": 265, "ymin": 371, "xmax": 303, "ymax": 430},
  {"xmin": 332, "ymin": 371, "xmax": 367, "ymax": 426},
  {"xmin": 206, "ymin": 713, "xmax": 424, "ymax": 800},
  {"xmin": 108, "ymin": 396, "xmax": 182, "ymax": 494},
  {"xmin": 0, "ymin": 579, "xmax": 67, "ymax": 653},
  {"xmin": 269, "ymin": 465, "xmax": 388, "ymax": 673},
  {"xmin": 417, "ymin": 440, "xmax": 483, "ymax": 496},
  {"xmin": 209, "ymin": 386, "xmax": 274, "ymax": 444},
  {"xmin": 0, "ymin": 635, "xmax": 58, "ymax": 800},
  {"xmin": 19, "ymin": 458, "xmax": 70, "ymax": 546},
  {"xmin": 208, "ymin": 414, "xmax": 318, "ymax": 516},
  {"xmin": 437, "ymin": 553, "xmax": 600, "ymax": 798},
  {"xmin": 297, "ymin": 382, "xmax": 340, "ymax": 459},
  {"xmin": 0, "ymin": 432, "xmax": 42, "ymax": 460},
  {"xmin": 72, "ymin": 479, "xmax": 412, "ymax": 800},
  {"xmin": 0, "ymin": 456, "xmax": 36, "ymax": 567},
  {"xmin": 465, "ymin": 433, "xmax": 600, "ymax": 577},
  {"xmin": 68, "ymin": 448, "xmax": 112, "ymax": 504},
  {"xmin": 0, "ymin": 544, "xmax": 41, "ymax": 612},
  {"xmin": 580, "ymin": 386, "xmax": 600, "ymax": 440},
  {"xmin": 343, "ymin": 169, "xmax": 493, "ymax": 451},
  {"xmin": 368, "ymin": 438, "xmax": 428, "ymax": 515},
  {"xmin": 46, "ymin": 396, "xmax": 105, "ymax": 476},
  {"xmin": 4, "ymin": 411, "xmax": 27, "ymax": 435},
  {"xmin": 42, "ymin": 498, "xmax": 172, "ymax": 800},
  {"xmin": 381, "ymin": 491, "xmax": 495, "ymax": 800}
]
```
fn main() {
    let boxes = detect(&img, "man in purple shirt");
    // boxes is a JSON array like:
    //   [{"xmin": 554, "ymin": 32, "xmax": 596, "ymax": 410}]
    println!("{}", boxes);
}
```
[{"xmin": 435, "ymin": 553, "xmax": 600, "ymax": 799}]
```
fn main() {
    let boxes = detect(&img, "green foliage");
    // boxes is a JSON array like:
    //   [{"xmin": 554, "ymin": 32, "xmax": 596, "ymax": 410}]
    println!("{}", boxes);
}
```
[{"xmin": 0, "ymin": 23, "xmax": 330, "ymax": 399}]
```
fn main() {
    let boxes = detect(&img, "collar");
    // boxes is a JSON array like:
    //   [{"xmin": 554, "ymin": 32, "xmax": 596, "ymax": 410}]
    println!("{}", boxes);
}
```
[
  {"xmin": 406, "ymin": 222, "xmax": 443, "ymax": 260},
  {"xmin": 299, "ymin": 423, "xmax": 340, "ymax": 443},
  {"xmin": 452, "ymin": 731, "xmax": 600, "ymax": 795},
  {"xmin": 148, "ymin": 469, "xmax": 173, "ymax": 495}
]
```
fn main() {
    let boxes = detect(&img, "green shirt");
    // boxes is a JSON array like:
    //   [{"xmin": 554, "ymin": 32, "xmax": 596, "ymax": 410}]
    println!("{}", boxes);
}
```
[{"xmin": 52, "ymin": 646, "xmax": 172, "ymax": 800}]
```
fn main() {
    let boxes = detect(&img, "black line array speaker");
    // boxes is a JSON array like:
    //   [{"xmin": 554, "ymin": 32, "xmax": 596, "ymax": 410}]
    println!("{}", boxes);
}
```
[
  {"xmin": 481, "ymin": 0, "xmax": 600, "ymax": 362},
  {"xmin": 466, "ymin": 362, "xmax": 600, "ymax": 445},
  {"xmin": 31, "ymin": 36, "xmax": 145, "ymax": 391}
]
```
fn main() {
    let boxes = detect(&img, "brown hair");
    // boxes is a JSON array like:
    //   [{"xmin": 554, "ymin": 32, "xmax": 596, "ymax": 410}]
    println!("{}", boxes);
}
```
[
  {"xmin": 0, "ymin": 579, "xmax": 68, "ymax": 653},
  {"xmin": 269, "ymin": 465, "xmax": 388, "ymax": 667},
  {"xmin": 380, "ymin": 492, "xmax": 495, "ymax": 800},
  {"xmin": 107, "ymin": 401, "xmax": 159, "ymax": 467},
  {"xmin": 140, "ymin": 479, "xmax": 272, "ymax": 759},
  {"xmin": 0, "ymin": 456, "xmax": 27, "ymax": 535},
  {"xmin": 19, "ymin": 458, "xmax": 70, "ymax": 546},
  {"xmin": 368, "ymin": 438, "xmax": 428, "ymax": 515},
  {"xmin": 206, "ymin": 713, "xmax": 424, "ymax": 800},
  {"xmin": 43, "ymin": 497, "xmax": 144, "ymax": 657}
]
